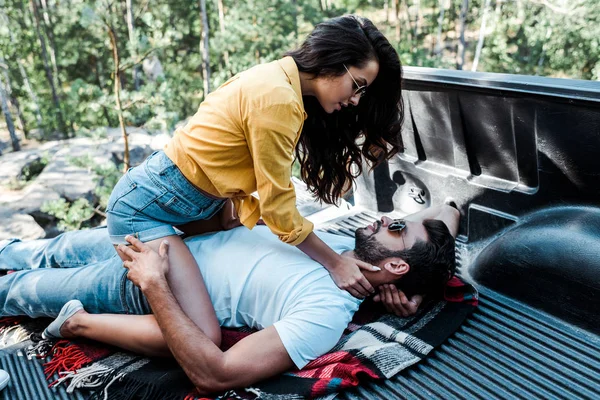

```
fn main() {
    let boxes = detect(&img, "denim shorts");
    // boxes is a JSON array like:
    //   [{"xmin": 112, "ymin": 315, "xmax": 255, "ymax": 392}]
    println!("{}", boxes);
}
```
[{"xmin": 106, "ymin": 150, "xmax": 225, "ymax": 245}]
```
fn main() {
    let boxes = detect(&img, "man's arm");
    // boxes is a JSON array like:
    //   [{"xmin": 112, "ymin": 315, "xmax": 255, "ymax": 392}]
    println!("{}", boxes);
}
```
[{"xmin": 119, "ymin": 237, "xmax": 295, "ymax": 394}]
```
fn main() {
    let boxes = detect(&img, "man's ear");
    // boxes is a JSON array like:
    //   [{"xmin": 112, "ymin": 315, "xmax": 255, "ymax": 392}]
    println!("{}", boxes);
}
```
[{"xmin": 383, "ymin": 259, "xmax": 410, "ymax": 276}]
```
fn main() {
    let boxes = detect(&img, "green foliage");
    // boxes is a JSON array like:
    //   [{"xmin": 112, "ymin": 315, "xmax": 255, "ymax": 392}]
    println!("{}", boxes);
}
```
[
  {"xmin": 66, "ymin": 154, "xmax": 122, "ymax": 209},
  {"xmin": 41, "ymin": 197, "xmax": 96, "ymax": 231},
  {"xmin": 1, "ymin": 0, "xmax": 598, "ymax": 165},
  {"xmin": 40, "ymin": 153, "xmax": 122, "ymax": 231},
  {"xmin": 21, "ymin": 152, "xmax": 50, "ymax": 181}
]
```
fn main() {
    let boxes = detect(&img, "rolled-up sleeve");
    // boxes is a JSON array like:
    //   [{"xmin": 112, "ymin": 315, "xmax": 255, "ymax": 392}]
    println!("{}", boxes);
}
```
[{"xmin": 244, "ymin": 101, "xmax": 313, "ymax": 245}]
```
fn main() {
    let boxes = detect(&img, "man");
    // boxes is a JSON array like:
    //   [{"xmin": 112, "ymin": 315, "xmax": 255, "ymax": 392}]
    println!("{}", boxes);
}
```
[{"xmin": 0, "ymin": 204, "xmax": 458, "ymax": 393}]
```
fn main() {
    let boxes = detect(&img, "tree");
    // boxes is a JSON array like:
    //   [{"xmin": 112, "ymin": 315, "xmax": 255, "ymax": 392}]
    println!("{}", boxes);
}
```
[
  {"xmin": 39, "ymin": 0, "xmax": 62, "ymax": 89},
  {"xmin": 434, "ymin": 0, "xmax": 447, "ymax": 55},
  {"xmin": 472, "ymin": 0, "xmax": 492, "ymax": 71},
  {"xmin": 29, "ymin": 0, "xmax": 67, "ymax": 136},
  {"xmin": 394, "ymin": 0, "xmax": 400, "ymax": 42},
  {"xmin": 456, "ymin": 0, "xmax": 469, "ymax": 70},
  {"xmin": 0, "ymin": 55, "xmax": 28, "ymax": 137},
  {"xmin": 216, "ymin": 0, "xmax": 230, "ymax": 73},
  {"xmin": 199, "ymin": 0, "xmax": 211, "ymax": 95},
  {"xmin": 0, "ymin": 68, "xmax": 20, "ymax": 151},
  {"xmin": 125, "ymin": 0, "xmax": 140, "ymax": 90}
]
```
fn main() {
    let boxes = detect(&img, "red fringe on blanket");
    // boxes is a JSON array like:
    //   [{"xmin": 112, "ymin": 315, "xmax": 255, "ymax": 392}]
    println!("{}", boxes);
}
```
[
  {"xmin": 43, "ymin": 340, "xmax": 113, "ymax": 384},
  {"xmin": 0, "ymin": 316, "xmax": 23, "ymax": 331},
  {"xmin": 444, "ymin": 276, "xmax": 479, "ymax": 306},
  {"xmin": 294, "ymin": 350, "xmax": 380, "ymax": 383}
]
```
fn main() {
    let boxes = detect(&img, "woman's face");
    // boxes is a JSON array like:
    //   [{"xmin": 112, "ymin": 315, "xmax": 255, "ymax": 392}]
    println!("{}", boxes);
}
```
[{"xmin": 313, "ymin": 59, "xmax": 379, "ymax": 114}]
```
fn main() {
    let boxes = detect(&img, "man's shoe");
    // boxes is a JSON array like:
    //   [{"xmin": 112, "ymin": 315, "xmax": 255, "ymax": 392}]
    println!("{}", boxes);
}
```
[
  {"xmin": 0, "ymin": 369, "xmax": 9, "ymax": 391},
  {"xmin": 42, "ymin": 300, "xmax": 84, "ymax": 339}
]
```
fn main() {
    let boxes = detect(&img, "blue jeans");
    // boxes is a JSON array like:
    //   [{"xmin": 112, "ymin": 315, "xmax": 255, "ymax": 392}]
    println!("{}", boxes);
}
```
[
  {"xmin": 106, "ymin": 150, "xmax": 225, "ymax": 245},
  {"xmin": 0, "ymin": 228, "xmax": 150, "ymax": 318}
]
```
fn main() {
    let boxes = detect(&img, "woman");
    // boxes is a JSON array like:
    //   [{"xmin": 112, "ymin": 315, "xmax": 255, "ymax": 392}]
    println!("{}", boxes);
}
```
[{"xmin": 104, "ymin": 14, "xmax": 404, "ymax": 346}]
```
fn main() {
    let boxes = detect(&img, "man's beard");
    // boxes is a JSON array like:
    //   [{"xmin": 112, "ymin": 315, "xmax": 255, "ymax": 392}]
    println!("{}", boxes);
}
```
[{"xmin": 354, "ymin": 228, "xmax": 390, "ymax": 265}]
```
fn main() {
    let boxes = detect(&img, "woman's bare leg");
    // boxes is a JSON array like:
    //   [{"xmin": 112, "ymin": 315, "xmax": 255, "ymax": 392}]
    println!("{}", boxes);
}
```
[
  {"xmin": 62, "ymin": 310, "xmax": 171, "ymax": 357},
  {"xmin": 115, "ymin": 234, "xmax": 221, "ymax": 347}
]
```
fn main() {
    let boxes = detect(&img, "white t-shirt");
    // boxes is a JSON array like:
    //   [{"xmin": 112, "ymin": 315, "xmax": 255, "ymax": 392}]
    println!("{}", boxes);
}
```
[{"xmin": 184, "ymin": 226, "xmax": 362, "ymax": 369}]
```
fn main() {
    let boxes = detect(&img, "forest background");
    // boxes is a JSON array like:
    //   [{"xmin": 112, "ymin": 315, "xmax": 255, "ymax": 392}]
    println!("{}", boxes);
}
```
[{"xmin": 0, "ymin": 0, "xmax": 598, "ymax": 231}]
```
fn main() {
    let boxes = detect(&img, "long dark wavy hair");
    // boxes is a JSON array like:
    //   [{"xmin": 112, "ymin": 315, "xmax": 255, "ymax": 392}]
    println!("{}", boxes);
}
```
[{"xmin": 285, "ymin": 15, "xmax": 404, "ymax": 204}]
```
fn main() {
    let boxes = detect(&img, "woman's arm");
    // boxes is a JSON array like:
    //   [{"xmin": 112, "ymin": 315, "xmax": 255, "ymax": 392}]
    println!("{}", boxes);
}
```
[{"xmin": 297, "ymin": 232, "xmax": 379, "ymax": 298}]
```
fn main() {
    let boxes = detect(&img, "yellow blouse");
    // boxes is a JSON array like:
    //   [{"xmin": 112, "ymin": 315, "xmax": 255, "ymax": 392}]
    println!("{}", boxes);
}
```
[{"xmin": 164, "ymin": 57, "xmax": 314, "ymax": 245}]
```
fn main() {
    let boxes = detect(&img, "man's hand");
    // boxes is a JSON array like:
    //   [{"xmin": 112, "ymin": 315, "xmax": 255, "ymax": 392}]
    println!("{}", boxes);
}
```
[
  {"xmin": 373, "ymin": 284, "xmax": 423, "ymax": 317},
  {"xmin": 119, "ymin": 236, "xmax": 170, "ymax": 291},
  {"xmin": 329, "ymin": 256, "xmax": 378, "ymax": 298}
]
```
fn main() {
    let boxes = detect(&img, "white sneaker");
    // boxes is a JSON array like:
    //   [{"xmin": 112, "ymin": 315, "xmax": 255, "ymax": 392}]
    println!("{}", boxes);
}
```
[
  {"xmin": 42, "ymin": 299, "xmax": 84, "ymax": 339},
  {"xmin": 0, "ymin": 369, "xmax": 9, "ymax": 391}
]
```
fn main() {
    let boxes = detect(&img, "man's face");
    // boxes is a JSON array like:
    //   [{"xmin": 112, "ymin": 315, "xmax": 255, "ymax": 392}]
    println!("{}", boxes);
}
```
[{"xmin": 354, "ymin": 216, "xmax": 429, "ymax": 264}]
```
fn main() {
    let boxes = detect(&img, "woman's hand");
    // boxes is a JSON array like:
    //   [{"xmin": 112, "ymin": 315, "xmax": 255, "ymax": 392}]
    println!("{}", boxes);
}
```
[
  {"xmin": 118, "ymin": 236, "xmax": 170, "ymax": 291},
  {"xmin": 329, "ymin": 256, "xmax": 378, "ymax": 299},
  {"xmin": 373, "ymin": 284, "xmax": 423, "ymax": 317}
]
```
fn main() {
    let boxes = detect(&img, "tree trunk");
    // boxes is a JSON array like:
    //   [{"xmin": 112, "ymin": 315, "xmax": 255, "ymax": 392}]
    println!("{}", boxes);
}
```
[
  {"xmin": 291, "ymin": 0, "xmax": 298, "ymax": 46},
  {"xmin": 404, "ymin": 0, "xmax": 415, "ymax": 43},
  {"xmin": 126, "ymin": 0, "xmax": 140, "ymax": 90},
  {"xmin": 17, "ymin": 60, "xmax": 41, "ymax": 137},
  {"xmin": 394, "ymin": 0, "xmax": 400, "ymax": 42},
  {"xmin": 39, "ymin": 0, "xmax": 62, "ymax": 89},
  {"xmin": 0, "ymin": 73, "xmax": 20, "ymax": 152},
  {"xmin": 456, "ymin": 0, "xmax": 469, "ymax": 70},
  {"xmin": 30, "ymin": 0, "xmax": 67, "ymax": 137},
  {"xmin": 199, "ymin": 0, "xmax": 211, "ymax": 96},
  {"xmin": 536, "ymin": 27, "xmax": 552, "ymax": 76},
  {"xmin": 471, "ymin": 0, "xmax": 491, "ymax": 71},
  {"xmin": 384, "ymin": 0, "xmax": 389, "ymax": 23},
  {"xmin": 93, "ymin": 56, "xmax": 115, "ymax": 126},
  {"xmin": 434, "ymin": 0, "xmax": 446, "ymax": 54},
  {"xmin": 0, "ymin": 55, "xmax": 28, "ymax": 138},
  {"xmin": 216, "ymin": 0, "xmax": 230, "ymax": 72},
  {"xmin": 5, "ymin": 8, "xmax": 42, "ymax": 137},
  {"xmin": 414, "ymin": 0, "xmax": 421, "ymax": 39},
  {"xmin": 320, "ymin": 0, "xmax": 327, "ymax": 13},
  {"xmin": 107, "ymin": 26, "xmax": 130, "ymax": 173}
]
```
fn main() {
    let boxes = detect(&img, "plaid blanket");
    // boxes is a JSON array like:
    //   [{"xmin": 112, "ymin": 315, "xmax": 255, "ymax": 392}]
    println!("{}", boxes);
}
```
[{"xmin": 1, "ymin": 276, "xmax": 477, "ymax": 400}]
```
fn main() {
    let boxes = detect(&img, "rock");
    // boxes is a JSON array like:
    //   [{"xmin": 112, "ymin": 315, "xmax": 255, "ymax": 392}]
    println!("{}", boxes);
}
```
[
  {"xmin": 35, "ymin": 138, "xmax": 108, "ymax": 202},
  {"xmin": 0, "ymin": 181, "xmax": 61, "ymax": 215},
  {"xmin": 0, "ymin": 142, "xmax": 60, "ymax": 186},
  {"xmin": 104, "ymin": 128, "xmax": 170, "ymax": 167},
  {"xmin": 111, "ymin": 145, "xmax": 153, "ymax": 168},
  {"xmin": 0, "ymin": 209, "xmax": 45, "ymax": 240},
  {"xmin": 0, "ymin": 128, "xmax": 168, "ymax": 238},
  {"xmin": 104, "ymin": 126, "xmax": 151, "ymax": 141}
]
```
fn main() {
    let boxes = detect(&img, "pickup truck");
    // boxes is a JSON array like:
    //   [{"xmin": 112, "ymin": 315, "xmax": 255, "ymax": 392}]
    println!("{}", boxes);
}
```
[
  {"xmin": 1, "ymin": 67, "xmax": 599, "ymax": 399},
  {"xmin": 334, "ymin": 67, "xmax": 600, "ymax": 399}
]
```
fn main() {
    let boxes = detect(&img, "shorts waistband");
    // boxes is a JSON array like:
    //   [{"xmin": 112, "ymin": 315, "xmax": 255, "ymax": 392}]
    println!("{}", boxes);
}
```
[{"xmin": 109, "ymin": 225, "xmax": 181, "ymax": 245}]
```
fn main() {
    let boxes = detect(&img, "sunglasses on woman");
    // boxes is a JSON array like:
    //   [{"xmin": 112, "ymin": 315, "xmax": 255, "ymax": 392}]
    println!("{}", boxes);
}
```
[{"xmin": 343, "ymin": 64, "xmax": 368, "ymax": 98}]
